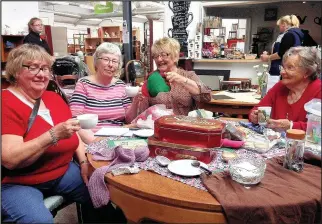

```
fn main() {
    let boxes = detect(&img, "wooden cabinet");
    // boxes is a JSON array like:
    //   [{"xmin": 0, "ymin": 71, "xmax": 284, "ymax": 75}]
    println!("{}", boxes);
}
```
[
  {"xmin": 99, "ymin": 26, "xmax": 122, "ymax": 42},
  {"xmin": 84, "ymin": 37, "xmax": 101, "ymax": 54},
  {"xmin": 84, "ymin": 26, "xmax": 140, "ymax": 55},
  {"xmin": 1, "ymin": 35, "xmax": 24, "ymax": 62},
  {"xmin": 68, "ymin": 34, "xmax": 87, "ymax": 54}
]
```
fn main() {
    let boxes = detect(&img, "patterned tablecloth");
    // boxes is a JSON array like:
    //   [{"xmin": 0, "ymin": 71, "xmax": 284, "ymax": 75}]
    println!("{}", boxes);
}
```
[
  {"xmin": 87, "ymin": 137, "xmax": 289, "ymax": 191},
  {"xmin": 86, "ymin": 120, "xmax": 320, "ymax": 191}
]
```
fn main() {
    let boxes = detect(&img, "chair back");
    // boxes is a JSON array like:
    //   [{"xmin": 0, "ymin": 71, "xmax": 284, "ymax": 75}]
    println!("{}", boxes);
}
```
[{"xmin": 47, "ymin": 80, "xmax": 69, "ymax": 104}]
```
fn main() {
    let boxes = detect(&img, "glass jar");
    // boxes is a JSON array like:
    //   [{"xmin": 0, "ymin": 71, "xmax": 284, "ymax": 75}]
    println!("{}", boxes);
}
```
[{"xmin": 283, "ymin": 129, "xmax": 306, "ymax": 172}]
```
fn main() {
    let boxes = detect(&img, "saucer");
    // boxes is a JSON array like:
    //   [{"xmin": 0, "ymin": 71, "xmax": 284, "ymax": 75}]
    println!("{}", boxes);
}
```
[
  {"xmin": 167, "ymin": 159, "xmax": 209, "ymax": 177},
  {"xmin": 133, "ymin": 129, "xmax": 154, "ymax": 138}
]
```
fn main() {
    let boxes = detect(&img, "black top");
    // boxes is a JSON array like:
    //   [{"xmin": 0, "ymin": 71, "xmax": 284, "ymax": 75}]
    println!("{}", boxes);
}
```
[
  {"xmin": 278, "ymin": 33, "xmax": 296, "ymax": 58},
  {"xmin": 23, "ymin": 31, "xmax": 52, "ymax": 55}
]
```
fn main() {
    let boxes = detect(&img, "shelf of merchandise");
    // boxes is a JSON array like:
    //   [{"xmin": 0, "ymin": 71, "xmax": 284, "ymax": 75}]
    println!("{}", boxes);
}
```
[
  {"xmin": 84, "ymin": 26, "xmax": 140, "ymax": 54},
  {"xmin": 1, "ymin": 35, "xmax": 25, "ymax": 62}
]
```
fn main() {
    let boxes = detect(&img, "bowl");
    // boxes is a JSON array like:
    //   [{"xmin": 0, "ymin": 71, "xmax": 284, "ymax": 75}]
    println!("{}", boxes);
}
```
[
  {"xmin": 77, "ymin": 114, "xmax": 98, "ymax": 129},
  {"xmin": 228, "ymin": 154, "xmax": 266, "ymax": 186},
  {"xmin": 125, "ymin": 86, "xmax": 140, "ymax": 97},
  {"xmin": 244, "ymin": 54, "xmax": 257, "ymax": 60},
  {"xmin": 222, "ymin": 151, "xmax": 238, "ymax": 162}
]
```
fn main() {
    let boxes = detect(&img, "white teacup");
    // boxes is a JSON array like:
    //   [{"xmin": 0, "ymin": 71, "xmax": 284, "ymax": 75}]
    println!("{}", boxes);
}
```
[
  {"xmin": 125, "ymin": 86, "xmax": 140, "ymax": 97},
  {"xmin": 77, "ymin": 114, "xmax": 98, "ymax": 129}
]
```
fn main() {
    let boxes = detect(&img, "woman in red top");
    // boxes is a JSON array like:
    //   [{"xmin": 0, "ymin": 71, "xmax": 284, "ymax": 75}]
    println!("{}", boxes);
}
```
[
  {"xmin": 249, "ymin": 46, "xmax": 321, "ymax": 131},
  {"xmin": 1, "ymin": 44, "xmax": 115, "ymax": 223}
]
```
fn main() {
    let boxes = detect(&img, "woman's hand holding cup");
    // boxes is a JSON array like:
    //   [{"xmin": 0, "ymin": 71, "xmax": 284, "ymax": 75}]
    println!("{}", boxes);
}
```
[
  {"xmin": 249, "ymin": 110, "xmax": 259, "ymax": 124},
  {"xmin": 52, "ymin": 119, "xmax": 81, "ymax": 140}
]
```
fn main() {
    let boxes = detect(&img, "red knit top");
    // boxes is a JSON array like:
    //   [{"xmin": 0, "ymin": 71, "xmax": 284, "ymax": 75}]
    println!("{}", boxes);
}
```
[
  {"xmin": 249, "ymin": 79, "xmax": 321, "ymax": 131},
  {"xmin": 2, "ymin": 90, "xmax": 79, "ymax": 185}
]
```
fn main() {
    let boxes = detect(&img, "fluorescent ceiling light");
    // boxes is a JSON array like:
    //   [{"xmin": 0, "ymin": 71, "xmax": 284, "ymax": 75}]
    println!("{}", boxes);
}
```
[
  {"xmin": 79, "ymin": 4, "xmax": 94, "ymax": 10},
  {"xmin": 85, "ymin": 18, "xmax": 103, "ymax": 21},
  {"xmin": 134, "ymin": 15, "xmax": 147, "ymax": 19},
  {"xmin": 112, "ymin": 1, "xmax": 122, "ymax": 6},
  {"xmin": 51, "ymin": 1, "xmax": 69, "ymax": 5}
]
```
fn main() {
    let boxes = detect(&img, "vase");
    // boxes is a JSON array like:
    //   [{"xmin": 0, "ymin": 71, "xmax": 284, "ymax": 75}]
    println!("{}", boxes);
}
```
[{"xmin": 259, "ymin": 84, "xmax": 267, "ymax": 99}]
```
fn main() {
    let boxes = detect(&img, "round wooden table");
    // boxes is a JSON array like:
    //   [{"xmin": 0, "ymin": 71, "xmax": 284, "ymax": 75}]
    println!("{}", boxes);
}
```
[
  {"xmin": 198, "ymin": 91, "xmax": 260, "ymax": 118},
  {"xmin": 88, "ymin": 150, "xmax": 226, "ymax": 223},
  {"xmin": 87, "ymin": 118, "xmax": 246, "ymax": 223}
]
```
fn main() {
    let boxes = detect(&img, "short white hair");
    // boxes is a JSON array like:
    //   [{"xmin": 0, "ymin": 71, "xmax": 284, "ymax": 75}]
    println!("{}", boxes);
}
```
[
  {"xmin": 93, "ymin": 42, "xmax": 123, "ymax": 71},
  {"xmin": 283, "ymin": 46, "xmax": 321, "ymax": 80}
]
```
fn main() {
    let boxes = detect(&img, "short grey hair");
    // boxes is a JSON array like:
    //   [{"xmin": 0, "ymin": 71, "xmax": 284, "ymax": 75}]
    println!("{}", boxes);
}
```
[
  {"xmin": 93, "ymin": 42, "xmax": 123, "ymax": 74},
  {"xmin": 283, "ymin": 46, "xmax": 321, "ymax": 81}
]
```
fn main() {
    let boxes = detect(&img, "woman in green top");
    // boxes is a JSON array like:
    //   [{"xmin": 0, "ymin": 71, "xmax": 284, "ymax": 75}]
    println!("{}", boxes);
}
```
[{"xmin": 126, "ymin": 37, "xmax": 212, "ymax": 122}]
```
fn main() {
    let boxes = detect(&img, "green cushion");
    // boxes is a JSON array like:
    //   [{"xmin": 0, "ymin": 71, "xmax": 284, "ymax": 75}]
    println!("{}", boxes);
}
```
[{"xmin": 147, "ymin": 71, "xmax": 170, "ymax": 97}]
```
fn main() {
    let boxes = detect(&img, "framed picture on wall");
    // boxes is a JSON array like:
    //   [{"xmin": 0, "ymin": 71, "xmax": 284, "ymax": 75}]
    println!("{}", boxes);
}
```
[{"xmin": 264, "ymin": 8, "xmax": 278, "ymax": 21}]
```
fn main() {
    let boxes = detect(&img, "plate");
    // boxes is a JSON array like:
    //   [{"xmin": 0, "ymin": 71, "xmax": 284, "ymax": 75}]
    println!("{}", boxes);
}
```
[
  {"xmin": 167, "ymin": 159, "xmax": 209, "ymax": 177},
  {"xmin": 133, "ymin": 129, "xmax": 154, "ymax": 138}
]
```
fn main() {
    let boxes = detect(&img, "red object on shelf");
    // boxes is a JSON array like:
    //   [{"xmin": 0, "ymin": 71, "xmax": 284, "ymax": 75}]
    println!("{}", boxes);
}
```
[
  {"xmin": 204, "ymin": 28, "xmax": 211, "ymax": 36},
  {"xmin": 227, "ymin": 39, "xmax": 245, "ymax": 48}
]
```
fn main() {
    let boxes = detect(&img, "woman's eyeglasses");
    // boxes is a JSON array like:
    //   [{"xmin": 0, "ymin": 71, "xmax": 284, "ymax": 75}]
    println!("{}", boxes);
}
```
[
  {"xmin": 152, "ymin": 53, "xmax": 169, "ymax": 60},
  {"xmin": 98, "ymin": 57, "xmax": 119, "ymax": 65},
  {"xmin": 22, "ymin": 65, "xmax": 52, "ymax": 76},
  {"xmin": 279, "ymin": 65, "xmax": 301, "ymax": 72}
]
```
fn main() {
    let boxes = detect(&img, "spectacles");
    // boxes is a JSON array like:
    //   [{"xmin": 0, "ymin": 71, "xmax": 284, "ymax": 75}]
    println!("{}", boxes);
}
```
[
  {"xmin": 33, "ymin": 24, "xmax": 43, "ymax": 27},
  {"xmin": 22, "ymin": 65, "xmax": 52, "ymax": 76},
  {"xmin": 279, "ymin": 65, "xmax": 301, "ymax": 72},
  {"xmin": 98, "ymin": 57, "xmax": 119, "ymax": 65},
  {"xmin": 152, "ymin": 53, "xmax": 169, "ymax": 60}
]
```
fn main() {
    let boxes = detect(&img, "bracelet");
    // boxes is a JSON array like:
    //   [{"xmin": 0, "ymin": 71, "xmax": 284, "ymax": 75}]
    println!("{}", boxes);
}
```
[
  {"xmin": 49, "ymin": 128, "xmax": 58, "ymax": 145},
  {"xmin": 80, "ymin": 160, "xmax": 88, "ymax": 165}
]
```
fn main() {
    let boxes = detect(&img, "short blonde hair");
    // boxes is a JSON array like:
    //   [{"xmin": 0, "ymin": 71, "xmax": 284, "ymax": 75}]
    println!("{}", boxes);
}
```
[
  {"xmin": 28, "ymin": 17, "xmax": 42, "ymax": 32},
  {"xmin": 93, "ymin": 42, "xmax": 123, "ymax": 77},
  {"xmin": 277, "ymin": 15, "xmax": 300, "ymax": 28},
  {"xmin": 5, "ymin": 44, "xmax": 54, "ymax": 84},
  {"xmin": 151, "ymin": 37, "xmax": 180, "ymax": 62}
]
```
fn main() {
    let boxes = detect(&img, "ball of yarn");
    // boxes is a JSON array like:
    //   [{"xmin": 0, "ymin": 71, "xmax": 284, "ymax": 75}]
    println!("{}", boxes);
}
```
[
  {"xmin": 134, "ymin": 146, "xmax": 150, "ymax": 162},
  {"xmin": 147, "ymin": 71, "xmax": 171, "ymax": 97}
]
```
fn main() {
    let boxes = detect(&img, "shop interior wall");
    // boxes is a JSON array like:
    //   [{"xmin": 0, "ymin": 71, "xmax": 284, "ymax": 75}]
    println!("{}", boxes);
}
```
[
  {"xmin": 206, "ymin": 1, "xmax": 322, "ymax": 52},
  {"xmin": 2, "ymin": 1, "xmax": 40, "ymax": 35}
]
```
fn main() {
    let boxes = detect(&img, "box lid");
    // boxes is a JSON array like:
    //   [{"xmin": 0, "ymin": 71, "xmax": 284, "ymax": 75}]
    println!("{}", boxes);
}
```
[
  {"xmin": 304, "ymin": 98, "xmax": 321, "ymax": 117},
  {"xmin": 155, "ymin": 115, "xmax": 225, "ymax": 133}
]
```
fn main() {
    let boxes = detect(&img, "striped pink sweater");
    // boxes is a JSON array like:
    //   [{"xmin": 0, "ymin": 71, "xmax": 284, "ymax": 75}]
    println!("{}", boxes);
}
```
[{"xmin": 69, "ymin": 78, "xmax": 131, "ymax": 132}]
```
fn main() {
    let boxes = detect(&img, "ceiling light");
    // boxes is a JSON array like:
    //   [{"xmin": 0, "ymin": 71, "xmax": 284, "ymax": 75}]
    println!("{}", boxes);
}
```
[
  {"xmin": 79, "ymin": 4, "xmax": 94, "ymax": 10},
  {"xmin": 134, "ymin": 15, "xmax": 147, "ymax": 19},
  {"xmin": 85, "ymin": 18, "xmax": 103, "ymax": 21},
  {"xmin": 50, "ymin": 1, "xmax": 69, "ymax": 5},
  {"xmin": 303, "ymin": 1, "xmax": 306, "ymax": 3}
]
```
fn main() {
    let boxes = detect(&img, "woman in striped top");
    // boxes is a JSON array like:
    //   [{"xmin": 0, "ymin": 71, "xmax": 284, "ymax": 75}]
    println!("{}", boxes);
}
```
[{"xmin": 69, "ymin": 42, "xmax": 132, "ymax": 143}]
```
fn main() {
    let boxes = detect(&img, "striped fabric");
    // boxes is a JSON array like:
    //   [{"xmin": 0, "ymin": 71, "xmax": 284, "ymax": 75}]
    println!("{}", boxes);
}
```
[{"xmin": 69, "ymin": 77, "xmax": 131, "ymax": 132}]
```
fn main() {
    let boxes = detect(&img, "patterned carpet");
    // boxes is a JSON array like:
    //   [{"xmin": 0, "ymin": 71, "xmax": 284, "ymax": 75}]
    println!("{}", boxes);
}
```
[{"xmin": 54, "ymin": 203, "xmax": 78, "ymax": 224}]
